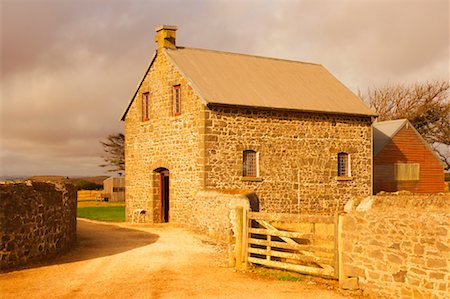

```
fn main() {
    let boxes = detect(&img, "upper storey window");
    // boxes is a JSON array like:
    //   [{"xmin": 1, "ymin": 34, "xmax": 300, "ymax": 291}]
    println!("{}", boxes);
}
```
[
  {"xmin": 142, "ymin": 92, "xmax": 150, "ymax": 121},
  {"xmin": 173, "ymin": 85, "xmax": 181, "ymax": 116}
]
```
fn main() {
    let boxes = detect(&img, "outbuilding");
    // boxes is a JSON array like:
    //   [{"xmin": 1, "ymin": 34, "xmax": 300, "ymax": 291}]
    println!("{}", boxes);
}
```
[
  {"xmin": 103, "ymin": 177, "xmax": 125, "ymax": 202},
  {"xmin": 373, "ymin": 119, "xmax": 445, "ymax": 194}
]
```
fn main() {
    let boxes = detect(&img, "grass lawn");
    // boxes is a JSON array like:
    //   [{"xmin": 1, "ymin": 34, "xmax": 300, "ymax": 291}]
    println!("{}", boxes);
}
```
[
  {"xmin": 250, "ymin": 265, "xmax": 305, "ymax": 281},
  {"xmin": 77, "ymin": 199, "xmax": 126, "ymax": 222}
]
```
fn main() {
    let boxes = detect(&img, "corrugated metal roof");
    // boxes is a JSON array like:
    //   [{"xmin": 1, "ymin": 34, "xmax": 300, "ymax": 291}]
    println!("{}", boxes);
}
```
[
  {"xmin": 373, "ymin": 119, "xmax": 408, "ymax": 155},
  {"xmin": 164, "ymin": 47, "xmax": 375, "ymax": 116}
]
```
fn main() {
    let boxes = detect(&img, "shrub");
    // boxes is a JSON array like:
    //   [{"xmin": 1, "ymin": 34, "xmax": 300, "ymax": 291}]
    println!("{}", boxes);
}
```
[{"xmin": 75, "ymin": 179, "xmax": 102, "ymax": 191}]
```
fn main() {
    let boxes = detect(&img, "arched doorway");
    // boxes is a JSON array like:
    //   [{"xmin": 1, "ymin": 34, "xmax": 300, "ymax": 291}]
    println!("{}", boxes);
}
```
[{"xmin": 154, "ymin": 167, "xmax": 169, "ymax": 223}]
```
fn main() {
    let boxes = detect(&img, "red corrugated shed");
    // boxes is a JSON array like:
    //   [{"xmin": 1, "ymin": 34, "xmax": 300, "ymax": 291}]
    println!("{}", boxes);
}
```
[{"xmin": 373, "ymin": 119, "xmax": 445, "ymax": 194}]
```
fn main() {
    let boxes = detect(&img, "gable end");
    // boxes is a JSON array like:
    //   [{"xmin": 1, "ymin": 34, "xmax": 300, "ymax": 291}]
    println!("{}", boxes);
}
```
[{"xmin": 120, "ymin": 51, "xmax": 157, "ymax": 121}]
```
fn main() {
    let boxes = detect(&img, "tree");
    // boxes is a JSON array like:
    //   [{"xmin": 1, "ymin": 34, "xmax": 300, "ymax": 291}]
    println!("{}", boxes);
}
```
[
  {"xmin": 100, "ymin": 133, "xmax": 125, "ymax": 172},
  {"xmin": 74, "ymin": 179, "xmax": 103, "ymax": 190},
  {"xmin": 360, "ymin": 80, "xmax": 450, "ymax": 170}
]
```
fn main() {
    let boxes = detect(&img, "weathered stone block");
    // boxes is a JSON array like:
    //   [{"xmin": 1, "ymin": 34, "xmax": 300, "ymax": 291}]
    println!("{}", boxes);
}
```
[
  {"xmin": 387, "ymin": 253, "xmax": 403, "ymax": 264},
  {"xmin": 368, "ymin": 249, "xmax": 383, "ymax": 259},
  {"xmin": 435, "ymin": 241, "xmax": 449, "ymax": 252},
  {"xmin": 392, "ymin": 270, "xmax": 407, "ymax": 282},
  {"xmin": 414, "ymin": 244, "xmax": 425, "ymax": 255},
  {"xmin": 339, "ymin": 277, "xmax": 359, "ymax": 290},
  {"xmin": 428, "ymin": 271, "xmax": 445, "ymax": 280},
  {"xmin": 426, "ymin": 258, "xmax": 447, "ymax": 269},
  {"xmin": 343, "ymin": 265, "xmax": 366, "ymax": 278}
]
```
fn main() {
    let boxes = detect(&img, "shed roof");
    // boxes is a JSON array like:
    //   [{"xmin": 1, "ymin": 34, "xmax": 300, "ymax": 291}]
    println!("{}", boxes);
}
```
[
  {"xmin": 373, "ymin": 119, "xmax": 408, "ymax": 156},
  {"xmin": 164, "ymin": 47, "xmax": 374, "ymax": 116},
  {"xmin": 373, "ymin": 119, "xmax": 444, "ymax": 167}
]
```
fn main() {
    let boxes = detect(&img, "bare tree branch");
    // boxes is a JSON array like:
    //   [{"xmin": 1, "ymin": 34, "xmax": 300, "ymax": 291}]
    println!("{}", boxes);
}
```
[{"xmin": 360, "ymin": 80, "xmax": 450, "ymax": 170}]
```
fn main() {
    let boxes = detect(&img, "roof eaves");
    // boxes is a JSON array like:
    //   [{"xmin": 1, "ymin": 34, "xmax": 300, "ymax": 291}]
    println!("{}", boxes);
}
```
[
  {"xmin": 120, "ymin": 51, "xmax": 158, "ymax": 121},
  {"xmin": 207, "ymin": 102, "xmax": 377, "ymax": 117},
  {"xmin": 162, "ymin": 48, "xmax": 210, "ymax": 106},
  {"xmin": 320, "ymin": 67, "xmax": 376, "ymax": 116}
]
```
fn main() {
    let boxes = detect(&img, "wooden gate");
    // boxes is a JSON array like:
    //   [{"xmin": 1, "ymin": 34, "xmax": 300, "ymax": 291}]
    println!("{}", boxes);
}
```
[{"xmin": 242, "ymin": 211, "xmax": 339, "ymax": 279}]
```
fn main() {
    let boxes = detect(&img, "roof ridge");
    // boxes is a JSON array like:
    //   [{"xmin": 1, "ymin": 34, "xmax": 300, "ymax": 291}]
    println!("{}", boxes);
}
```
[
  {"xmin": 169, "ymin": 46, "xmax": 322, "ymax": 67},
  {"xmin": 374, "ymin": 119, "xmax": 407, "ymax": 126}
]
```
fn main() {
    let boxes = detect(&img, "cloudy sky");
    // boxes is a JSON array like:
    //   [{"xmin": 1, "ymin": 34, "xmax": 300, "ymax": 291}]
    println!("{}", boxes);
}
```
[{"xmin": 0, "ymin": 0, "xmax": 449, "ymax": 178}]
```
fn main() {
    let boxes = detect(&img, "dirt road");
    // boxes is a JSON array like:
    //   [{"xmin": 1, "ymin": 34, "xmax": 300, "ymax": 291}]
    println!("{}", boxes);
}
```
[{"xmin": 1, "ymin": 219, "xmax": 357, "ymax": 298}]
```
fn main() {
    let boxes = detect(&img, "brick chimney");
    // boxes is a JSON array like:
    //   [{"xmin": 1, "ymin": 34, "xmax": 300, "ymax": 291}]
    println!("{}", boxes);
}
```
[{"xmin": 155, "ymin": 25, "xmax": 177, "ymax": 50}]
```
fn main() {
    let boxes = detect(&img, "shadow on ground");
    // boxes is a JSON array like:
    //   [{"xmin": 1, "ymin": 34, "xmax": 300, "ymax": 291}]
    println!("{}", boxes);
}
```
[{"xmin": 3, "ymin": 219, "xmax": 159, "ymax": 272}]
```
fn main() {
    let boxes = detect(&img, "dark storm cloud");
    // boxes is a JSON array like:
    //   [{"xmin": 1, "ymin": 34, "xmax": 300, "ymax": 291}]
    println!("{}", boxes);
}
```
[{"xmin": 0, "ymin": 0, "xmax": 448, "ymax": 177}]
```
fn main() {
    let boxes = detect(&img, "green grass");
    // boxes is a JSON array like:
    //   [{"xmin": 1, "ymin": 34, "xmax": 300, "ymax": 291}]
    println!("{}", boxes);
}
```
[
  {"xmin": 250, "ymin": 265, "xmax": 305, "ymax": 282},
  {"xmin": 77, "ymin": 206, "xmax": 126, "ymax": 222}
]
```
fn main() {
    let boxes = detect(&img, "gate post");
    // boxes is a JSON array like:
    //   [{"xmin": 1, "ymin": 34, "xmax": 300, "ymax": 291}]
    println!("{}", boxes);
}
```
[
  {"xmin": 338, "ymin": 213, "xmax": 359, "ymax": 290},
  {"xmin": 235, "ymin": 206, "xmax": 248, "ymax": 270}
]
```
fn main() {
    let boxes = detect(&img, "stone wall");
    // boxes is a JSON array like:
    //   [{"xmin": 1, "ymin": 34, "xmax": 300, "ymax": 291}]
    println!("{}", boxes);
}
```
[
  {"xmin": 188, "ymin": 190, "xmax": 253, "ymax": 242},
  {"xmin": 0, "ymin": 181, "xmax": 77, "ymax": 271},
  {"xmin": 124, "ymin": 49, "xmax": 207, "ymax": 223},
  {"xmin": 342, "ymin": 194, "xmax": 450, "ymax": 298},
  {"xmin": 205, "ymin": 104, "xmax": 372, "ymax": 214}
]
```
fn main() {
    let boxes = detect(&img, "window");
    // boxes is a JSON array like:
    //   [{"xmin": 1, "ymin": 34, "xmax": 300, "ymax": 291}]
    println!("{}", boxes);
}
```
[
  {"xmin": 142, "ymin": 92, "xmax": 150, "ymax": 121},
  {"xmin": 395, "ymin": 163, "xmax": 419, "ymax": 181},
  {"xmin": 173, "ymin": 85, "xmax": 181, "ymax": 116},
  {"xmin": 243, "ymin": 150, "xmax": 258, "ymax": 177},
  {"xmin": 337, "ymin": 152, "xmax": 350, "ymax": 177}
]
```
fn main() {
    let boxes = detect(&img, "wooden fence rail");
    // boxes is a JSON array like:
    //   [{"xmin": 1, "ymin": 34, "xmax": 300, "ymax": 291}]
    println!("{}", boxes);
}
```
[{"xmin": 235, "ymin": 209, "xmax": 341, "ymax": 279}]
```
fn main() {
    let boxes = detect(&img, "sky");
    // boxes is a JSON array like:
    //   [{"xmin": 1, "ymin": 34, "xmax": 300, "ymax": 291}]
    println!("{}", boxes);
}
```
[{"xmin": 0, "ymin": 0, "xmax": 449, "ymax": 178}]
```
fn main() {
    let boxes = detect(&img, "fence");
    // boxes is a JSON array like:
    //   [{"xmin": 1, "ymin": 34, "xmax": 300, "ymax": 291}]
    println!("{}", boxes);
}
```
[
  {"xmin": 234, "ymin": 207, "xmax": 341, "ymax": 280},
  {"xmin": 232, "ymin": 195, "xmax": 450, "ymax": 297},
  {"xmin": 77, "ymin": 190, "xmax": 104, "ymax": 201}
]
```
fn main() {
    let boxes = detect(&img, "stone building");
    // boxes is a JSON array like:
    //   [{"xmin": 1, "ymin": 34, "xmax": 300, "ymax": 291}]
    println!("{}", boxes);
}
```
[
  {"xmin": 373, "ymin": 119, "xmax": 445, "ymax": 194},
  {"xmin": 121, "ymin": 25, "xmax": 375, "ymax": 224}
]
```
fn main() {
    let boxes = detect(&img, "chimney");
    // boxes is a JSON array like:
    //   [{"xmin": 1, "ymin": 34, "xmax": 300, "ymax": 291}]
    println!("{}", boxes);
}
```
[{"xmin": 155, "ymin": 25, "xmax": 177, "ymax": 50}]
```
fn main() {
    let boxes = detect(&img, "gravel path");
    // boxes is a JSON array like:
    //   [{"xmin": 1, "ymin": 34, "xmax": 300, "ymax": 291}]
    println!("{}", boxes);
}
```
[{"xmin": 0, "ymin": 219, "xmax": 359, "ymax": 298}]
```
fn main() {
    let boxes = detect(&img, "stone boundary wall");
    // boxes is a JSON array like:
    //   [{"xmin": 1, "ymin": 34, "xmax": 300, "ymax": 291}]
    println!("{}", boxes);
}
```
[
  {"xmin": 189, "ymin": 190, "xmax": 252, "ymax": 242},
  {"xmin": 0, "ymin": 181, "xmax": 77, "ymax": 271},
  {"xmin": 342, "ymin": 193, "xmax": 449, "ymax": 298}
]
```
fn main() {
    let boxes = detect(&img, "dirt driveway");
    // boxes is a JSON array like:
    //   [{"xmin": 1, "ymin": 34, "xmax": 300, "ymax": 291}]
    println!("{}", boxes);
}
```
[{"xmin": 1, "ymin": 219, "xmax": 359, "ymax": 298}]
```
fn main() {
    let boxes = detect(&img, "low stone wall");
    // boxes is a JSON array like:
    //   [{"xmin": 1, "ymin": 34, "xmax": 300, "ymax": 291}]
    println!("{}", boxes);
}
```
[
  {"xmin": 342, "ymin": 193, "xmax": 449, "ymax": 298},
  {"xmin": 0, "ymin": 180, "xmax": 77, "ymax": 271},
  {"xmin": 188, "ymin": 190, "xmax": 254, "ymax": 242}
]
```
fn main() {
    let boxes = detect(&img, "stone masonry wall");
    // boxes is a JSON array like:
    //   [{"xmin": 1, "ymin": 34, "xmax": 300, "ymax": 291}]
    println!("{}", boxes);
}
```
[
  {"xmin": 124, "ymin": 47, "xmax": 372, "ymax": 224},
  {"xmin": 204, "ymin": 104, "xmax": 373, "ymax": 214},
  {"xmin": 342, "ymin": 194, "xmax": 450, "ymax": 298},
  {"xmin": 124, "ymin": 49, "xmax": 206, "ymax": 223},
  {"xmin": 188, "ymin": 190, "xmax": 250, "ymax": 242},
  {"xmin": 0, "ymin": 181, "xmax": 77, "ymax": 271}
]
